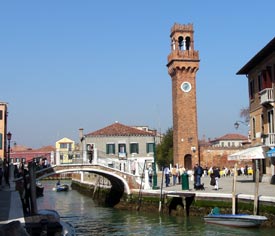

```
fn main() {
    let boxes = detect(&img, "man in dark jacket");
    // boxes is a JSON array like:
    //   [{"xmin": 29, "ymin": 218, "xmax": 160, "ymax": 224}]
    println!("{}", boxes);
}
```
[
  {"xmin": 213, "ymin": 167, "xmax": 220, "ymax": 190},
  {"xmin": 194, "ymin": 164, "xmax": 203, "ymax": 186}
]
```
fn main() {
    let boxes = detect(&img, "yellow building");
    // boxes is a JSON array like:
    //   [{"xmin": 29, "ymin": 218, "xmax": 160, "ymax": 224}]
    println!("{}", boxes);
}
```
[
  {"xmin": 55, "ymin": 137, "xmax": 75, "ymax": 163},
  {"xmin": 0, "ymin": 102, "xmax": 8, "ymax": 159}
]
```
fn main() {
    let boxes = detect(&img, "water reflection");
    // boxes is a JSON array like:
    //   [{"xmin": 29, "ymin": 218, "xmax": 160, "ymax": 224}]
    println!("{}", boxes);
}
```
[{"xmin": 37, "ymin": 181, "xmax": 274, "ymax": 236}]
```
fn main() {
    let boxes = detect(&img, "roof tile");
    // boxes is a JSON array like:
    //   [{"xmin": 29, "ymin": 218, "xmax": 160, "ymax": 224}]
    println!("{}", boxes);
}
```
[{"xmin": 86, "ymin": 122, "xmax": 154, "ymax": 137}]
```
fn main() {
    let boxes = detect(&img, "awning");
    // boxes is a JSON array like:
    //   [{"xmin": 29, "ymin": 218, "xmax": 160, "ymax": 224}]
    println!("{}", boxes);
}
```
[
  {"xmin": 228, "ymin": 146, "xmax": 266, "ymax": 161},
  {"xmin": 266, "ymin": 148, "xmax": 275, "ymax": 158}
]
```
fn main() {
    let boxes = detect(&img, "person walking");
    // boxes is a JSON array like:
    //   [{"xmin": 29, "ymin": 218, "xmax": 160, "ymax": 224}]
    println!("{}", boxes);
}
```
[
  {"xmin": 194, "ymin": 163, "xmax": 203, "ymax": 186},
  {"xmin": 213, "ymin": 167, "xmax": 220, "ymax": 190},
  {"xmin": 3, "ymin": 158, "xmax": 9, "ymax": 188},
  {"xmin": 164, "ymin": 166, "xmax": 170, "ymax": 187},
  {"xmin": 171, "ymin": 165, "xmax": 178, "ymax": 185},
  {"xmin": 148, "ymin": 165, "xmax": 153, "ymax": 186}
]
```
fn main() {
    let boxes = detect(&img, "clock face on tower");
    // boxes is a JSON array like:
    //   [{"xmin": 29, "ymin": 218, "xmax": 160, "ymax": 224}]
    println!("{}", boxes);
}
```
[{"xmin": 181, "ymin": 82, "xmax": 192, "ymax": 92}]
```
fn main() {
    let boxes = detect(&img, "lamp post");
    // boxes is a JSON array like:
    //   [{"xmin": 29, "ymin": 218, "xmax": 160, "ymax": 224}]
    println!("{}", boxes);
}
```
[
  {"xmin": 7, "ymin": 132, "xmax": 12, "ymax": 187},
  {"xmin": 234, "ymin": 121, "xmax": 248, "ymax": 129},
  {"xmin": 152, "ymin": 137, "xmax": 158, "ymax": 189}
]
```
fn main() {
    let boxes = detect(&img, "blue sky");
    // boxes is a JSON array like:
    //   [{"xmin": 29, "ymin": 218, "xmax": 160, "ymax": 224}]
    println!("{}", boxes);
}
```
[{"xmin": 1, "ymin": 1, "xmax": 274, "ymax": 148}]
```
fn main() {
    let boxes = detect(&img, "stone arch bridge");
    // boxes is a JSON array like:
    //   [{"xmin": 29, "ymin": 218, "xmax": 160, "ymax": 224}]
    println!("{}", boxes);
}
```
[{"xmin": 35, "ymin": 164, "xmax": 140, "ymax": 195}]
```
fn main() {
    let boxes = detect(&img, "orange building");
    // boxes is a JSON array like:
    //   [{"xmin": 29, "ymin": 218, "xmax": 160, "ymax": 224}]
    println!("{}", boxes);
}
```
[{"xmin": 0, "ymin": 102, "xmax": 8, "ymax": 160}]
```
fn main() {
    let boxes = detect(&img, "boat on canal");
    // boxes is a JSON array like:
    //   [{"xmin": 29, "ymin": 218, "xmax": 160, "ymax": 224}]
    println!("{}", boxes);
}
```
[
  {"xmin": 24, "ymin": 209, "xmax": 76, "ymax": 236},
  {"xmin": 204, "ymin": 207, "xmax": 267, "ymax": 227},
  {"xmin": 204, "ymin": 165, "xmax": 267, "ymax": 228},
  {"xmin": 53, "ymin": 184, "xmax": 70, "ymax": 192},
  {"xmin": 52, "ymin": 180, "xmax": 70, "ymax": 192}
]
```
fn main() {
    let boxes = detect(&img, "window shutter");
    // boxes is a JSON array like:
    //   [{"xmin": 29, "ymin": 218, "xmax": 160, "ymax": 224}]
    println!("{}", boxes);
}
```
[
  {"xmin": 0, "ymin": 133, "xmax": 2, "ymax": 149},
  {"xmin": 137, "ymin": 144, "xmax": 139, "ymax": 154},
  {"xmin": 106, "ymin": 144, "xmax": 109, "ymax": 154}
]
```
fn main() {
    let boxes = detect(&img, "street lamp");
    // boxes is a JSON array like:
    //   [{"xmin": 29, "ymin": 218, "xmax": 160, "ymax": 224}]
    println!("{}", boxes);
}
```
[
  {"xmin": 7, "ymin": 132, "xmax": 12, "ymax": 187},
  {"xmin": 234, "ymin": 121, "xmax": 248, "ymax": 129}
]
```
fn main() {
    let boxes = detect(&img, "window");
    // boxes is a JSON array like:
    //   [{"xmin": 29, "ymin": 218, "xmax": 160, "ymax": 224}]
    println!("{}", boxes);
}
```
[
  {"xmin": 147, "ymin": 143, "xmax": 154, "ymax": 153},
  {"xmin": 68, "ymin": 143, "xmax": 72, "ymax": 151},
  {"xmin": 118, "ymin": 143, "xmax": 126, "ymax": 153},
  {"xmin": 130, "ymin": 143, "xmax": 139, "ymax": 154},
  {"xmin": 268, "ymin": 110, "xmax": 274, "ymax": 133},
  {"xmin": 0, "ymin": 133, "xmax": 2, "ymax": 149},
  {"xmin": 0, "ymin": 111, "xmax": 2, "ymax": 120},
  {"xmin": 257, "ymin": 73, "xmax": 262, "ymax": 92},
  {"xmin": 252, "ymin": 117, "xmax": 256, "ymax": 139},
  {"xmin": 60, "ymin": 143, "xmax": 67, "ymax": 149},
  {"xmin": 106, "ymin": 143, "xmax": 115, "ymax": 154},
  {"xmin": 249, "ymin": 79, "xmax": 255, "ymax": 99}
]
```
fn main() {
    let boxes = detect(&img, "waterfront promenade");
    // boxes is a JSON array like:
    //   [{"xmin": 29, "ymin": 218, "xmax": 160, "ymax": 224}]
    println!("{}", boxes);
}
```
[
  {"xmin": 156, "ymin": 173, "xmax": 275, "ymax": 203},
  {"xmin": 0, "ymin": 173, "xmax": 275, "ymax": 224}
]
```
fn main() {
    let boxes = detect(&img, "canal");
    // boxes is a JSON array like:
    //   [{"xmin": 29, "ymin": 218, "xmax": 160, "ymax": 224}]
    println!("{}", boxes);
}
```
[{"xmin": 37, "ymin": 180, "xmax": 275, "ymax": 236}]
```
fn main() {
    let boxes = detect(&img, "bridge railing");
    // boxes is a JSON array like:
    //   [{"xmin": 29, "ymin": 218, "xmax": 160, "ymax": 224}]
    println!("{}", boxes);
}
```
[{"xmin": 56, "ymin": 149, "xmax": 154, "ymax": 178}]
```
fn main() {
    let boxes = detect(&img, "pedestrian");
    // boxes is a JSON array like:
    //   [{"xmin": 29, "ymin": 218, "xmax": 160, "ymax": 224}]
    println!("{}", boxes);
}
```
[
  {"xmin": 164, "ymin": 166, "xmax": 170, "ymax": 187},
  {"xmin": 14, "ymin": 164, "xmax": 19, "ymax": 178},
  {"xmin": 210, "ymin": 172, "xmax": 215, "ymax": 187},
  {"xmin": 148, "ymin": 164, "xmax": 153, "ymax": 186},
  {"xmin": 194, "ymin": 163, "xmax": 203, "ymax": 186},
  {"xmin": 171, "ymin": 165, "xmax": 178, "ymax": 185},
  {"xmin": 3, "ymin": 158, "xmax": 9, "ymax": 187},
  {"xmin": 213, "ymin": 167, "xmax": 220, "ymax": 190},
  {"xmin": 178, "ymin": 166, "xmax": 184, "ymax": 184}
]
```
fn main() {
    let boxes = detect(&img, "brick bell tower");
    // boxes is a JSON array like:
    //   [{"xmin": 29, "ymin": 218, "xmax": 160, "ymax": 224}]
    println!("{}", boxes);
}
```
[{"xmin": 167, "ymin": 23, "xmax": 200, "ymax": 170}]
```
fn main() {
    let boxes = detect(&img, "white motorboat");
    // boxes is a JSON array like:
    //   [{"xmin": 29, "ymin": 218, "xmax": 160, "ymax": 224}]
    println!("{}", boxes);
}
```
[{"xmin": 204, "ymin": 211, "xmax": 267, "ymax": 228}]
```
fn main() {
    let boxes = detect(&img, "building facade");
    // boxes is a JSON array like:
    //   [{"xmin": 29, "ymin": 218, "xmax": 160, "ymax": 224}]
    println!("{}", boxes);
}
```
[
  {"xmin": 210, "ymin": 133, "xmax": 249, "ymax": 148},
  {"xmin": 10, "ymin": 145, "xmax": 55, "ymax": 167},
  {"xmin": 237, "ymin": 36, "xmax": 275, "ymax": 180},
  {"xmin": 55, "ymin": 137, "xmax": 75, "ymax": 164},
  {"xmin": 167, "ymin": 23, "xmax": 200, "ymax": 169},
  {"xmin": 79, "ymin": 122, "xmax": 156, "ymax": 166},
  {"xmin": 0, "ymin": 102, "xmax": 8, "ymax": 159}
]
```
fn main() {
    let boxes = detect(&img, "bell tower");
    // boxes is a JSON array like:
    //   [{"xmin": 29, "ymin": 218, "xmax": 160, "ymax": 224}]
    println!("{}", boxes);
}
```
[{"xmin": 167, "ymin": 23, "xmax": 200, "ymax": 169}]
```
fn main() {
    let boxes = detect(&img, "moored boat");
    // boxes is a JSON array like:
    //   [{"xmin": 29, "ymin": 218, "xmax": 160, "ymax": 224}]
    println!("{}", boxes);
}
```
[
  {"xmin": 25, "ymin": 209, "xmax": 75, "ymax": 236},
  {"xmin": 204, "ymin": 165, "xmax": 268, "ymax": 228},
  {"xmin": 204, "ymin": 211, "xmax": 268, "ymax": 228}
]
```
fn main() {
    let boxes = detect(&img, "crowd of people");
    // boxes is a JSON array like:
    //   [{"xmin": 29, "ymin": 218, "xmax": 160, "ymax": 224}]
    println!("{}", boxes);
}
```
[{"xmin": 159, "ymin": 164, "xmax": 252, "ymax": 190}]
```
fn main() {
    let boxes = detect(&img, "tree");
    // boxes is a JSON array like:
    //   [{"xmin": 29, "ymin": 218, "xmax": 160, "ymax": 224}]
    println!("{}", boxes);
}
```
[
  {"xmin": 156, "ymin": 127, "xmax": 173, "ymax": 168},
  {"xmin": 240, "ymin": 107, "xmax": 250, "ymax": 124}
]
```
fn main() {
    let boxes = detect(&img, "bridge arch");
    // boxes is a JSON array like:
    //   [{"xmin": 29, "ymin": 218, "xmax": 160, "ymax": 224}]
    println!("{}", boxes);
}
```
[{"xmin": 35, "ymin": 165, "xmax": 137, "ymax": 196}]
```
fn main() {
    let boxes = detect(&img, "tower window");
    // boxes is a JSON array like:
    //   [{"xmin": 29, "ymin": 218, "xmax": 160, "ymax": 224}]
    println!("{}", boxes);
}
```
[
  {"xmin": 178, "ymin": 36, "xmax": 184, "ymax": 50},
  {"xmin": 186, "ymin": 37, "xmax": 191, "ymax": 50}
]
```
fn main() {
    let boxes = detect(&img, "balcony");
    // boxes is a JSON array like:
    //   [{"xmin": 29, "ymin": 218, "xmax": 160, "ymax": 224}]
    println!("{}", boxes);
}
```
[
  {"xmin": 263, "ymin": 133, "xmax": 275, "ymax": 147},
  {"xmin": 118, "ymin": 152, "xmax": 127, "ymax": 160},
  {"xmin": 259, "ymin": 88, "xmax": 274, "ymax": 105}
]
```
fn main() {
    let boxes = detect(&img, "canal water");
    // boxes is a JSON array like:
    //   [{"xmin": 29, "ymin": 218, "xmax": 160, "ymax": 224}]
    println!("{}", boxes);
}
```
[{"xmin": 37, "ymin": 181, "xmax": 275, "ymax": 236}]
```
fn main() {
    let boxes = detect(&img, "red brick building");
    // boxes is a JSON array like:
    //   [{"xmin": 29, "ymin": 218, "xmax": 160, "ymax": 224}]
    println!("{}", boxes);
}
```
[{"xmin": 10, "ymin": 145, "xmax": 55, "ymax": 166}]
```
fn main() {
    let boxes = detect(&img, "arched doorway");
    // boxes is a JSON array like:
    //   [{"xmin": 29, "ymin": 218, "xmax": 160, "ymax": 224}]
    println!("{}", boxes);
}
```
[{"xmin": 184, "ymin": 154, "xmax": 192, "ymax": 170}]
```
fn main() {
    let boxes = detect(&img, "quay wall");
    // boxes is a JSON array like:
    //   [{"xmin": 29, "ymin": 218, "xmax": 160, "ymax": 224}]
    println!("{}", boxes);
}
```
[{"xmin": 71, "ymin": 178, "xmax": 275, "ymax": 228}]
